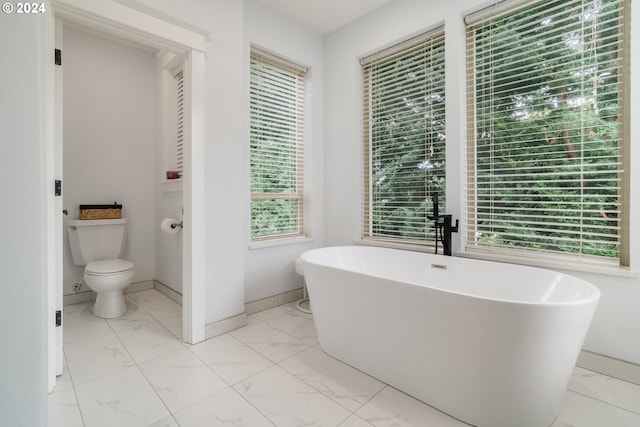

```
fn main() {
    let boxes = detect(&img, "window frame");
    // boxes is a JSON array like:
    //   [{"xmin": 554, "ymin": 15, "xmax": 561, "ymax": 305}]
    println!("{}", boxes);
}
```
[
  {"xmin": 249, "ymin": 47, "xmax": 307, "ymax": 244},
  {"xmin": 464, "ymin": 0, "xmax": 631, "ymax": 269}
]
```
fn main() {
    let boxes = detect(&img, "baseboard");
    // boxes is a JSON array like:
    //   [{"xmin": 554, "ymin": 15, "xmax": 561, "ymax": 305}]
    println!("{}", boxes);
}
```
[
  {"xmin": 63, "ymin": 284, "xmax": 304, "ymax": 341},
  {"xmin": 205, "ymin": 312, "xmax": 248, "ymax": 339},
  {"xmin": 245, "ymin": 288, "xmax": 304, "ymax": 315},
  {"xmin": 203, "ymin": 288, "xmax": 305, "ymax": 339},
  {"xmin": 577, "ymin": 350, "xmax": 640, "ymax": 386},
  {"xmin": 127, "ymin": 280, "xmax": 155, "ymax": 294},
  {"xmin": 63, "ymin": 291, "xmax": 93, "ymax": 306},
  {"xmin": 65, "ymin": 283, "xmax": 303, "ymax": 315},
  {"xmin": 62, "ymin": 280, "xmax": 155, "ymax": 306},
  {"xmin": 153, "ymin": 280, "xmax": 182, "ymax": 305}
]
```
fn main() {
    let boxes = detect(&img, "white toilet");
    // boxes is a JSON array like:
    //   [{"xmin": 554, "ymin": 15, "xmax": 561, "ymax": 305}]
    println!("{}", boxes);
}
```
[{"xmin": 67, "ymin": 218, "xmax": 135, "ymax": 318}]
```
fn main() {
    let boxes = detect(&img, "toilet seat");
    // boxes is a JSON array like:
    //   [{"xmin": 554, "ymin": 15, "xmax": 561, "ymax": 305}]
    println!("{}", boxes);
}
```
[{"xmin": 86, "ymin": 259, "xmax": 134, "ymax": 276}]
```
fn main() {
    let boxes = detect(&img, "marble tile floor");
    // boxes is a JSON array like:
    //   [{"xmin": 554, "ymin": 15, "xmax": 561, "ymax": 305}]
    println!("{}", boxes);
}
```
[{"xmin": 49, "ymin": 289, "xmax": 640, "ymax": 427}]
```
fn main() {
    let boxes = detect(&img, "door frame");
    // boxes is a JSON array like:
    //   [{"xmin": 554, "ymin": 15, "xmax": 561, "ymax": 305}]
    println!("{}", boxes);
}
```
[{"xmin": 46, "ymin": 0, "xmax": 207, "ymax": 389}]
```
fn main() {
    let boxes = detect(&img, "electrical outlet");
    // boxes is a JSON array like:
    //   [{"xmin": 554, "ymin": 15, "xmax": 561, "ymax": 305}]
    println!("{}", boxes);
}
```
[{"xmin": 73, "ymin": 282, "xmax": 82, "ymax": 292}]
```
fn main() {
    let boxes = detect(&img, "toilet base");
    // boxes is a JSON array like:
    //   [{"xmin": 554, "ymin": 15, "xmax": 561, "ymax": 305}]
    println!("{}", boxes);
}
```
[{"xmin": 93, "ymin": 290, "xmax": 127, "ymax": 318}]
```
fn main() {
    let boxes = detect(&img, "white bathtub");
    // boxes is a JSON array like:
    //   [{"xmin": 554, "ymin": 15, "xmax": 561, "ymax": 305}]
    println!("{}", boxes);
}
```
[{"xmin": 300, "ymin": 245, "xmax": 600, "ymax": 427}]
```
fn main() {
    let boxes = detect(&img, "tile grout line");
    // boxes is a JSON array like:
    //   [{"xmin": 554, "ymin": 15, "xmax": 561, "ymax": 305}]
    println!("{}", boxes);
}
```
[
  {"xmin": 566, "ymin": 388, "xmax": 640, "ymax": 417},
  {"xmin": 185, "ymin": 331, "xmax": 276, "ymax": 388},
  {"xmin": 109, "ymin": 301, "xmax": 176, "ymax": 425},
  {"xmin": 252, "ymin": 309, "xmax": 375, "ymax": 423},
  {"xmin": 64, "ymin": 350, "xmax": 87, "ymax": 427},
  {"xmin": 117, "ymin": 294, "xmax": 198, "ymax": 425},
  {"xmin": 179, "ymin": 329, "xmax": 280, "ymax": 425},
  {"xmin": 73, "ymin": 296, "xmax": 182, "ymax": 425},
  {"xmin": 264, "ymin": 311, "xmax": 375, "ymax": 417}
]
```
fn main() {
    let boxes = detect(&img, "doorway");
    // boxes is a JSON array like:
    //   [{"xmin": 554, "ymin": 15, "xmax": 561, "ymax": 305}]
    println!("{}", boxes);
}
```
[
  {"xmin": 61, "ymin": 23, "xmax": 160, "ymax": 304},
  {"xmin": 46, "ymin": 1, "xmax": 207, "ymax": 391}
]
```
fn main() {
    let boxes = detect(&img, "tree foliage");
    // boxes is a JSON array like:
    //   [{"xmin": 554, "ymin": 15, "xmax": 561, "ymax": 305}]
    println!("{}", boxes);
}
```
[
  {"xmin": 365, "ymin": 33, "xmax": 446, "ymax": 242},
  {"xmin": 250, "ymin": 56, "xmax": 303, "ymax": 239},
  {"xmin": 471, "ymin": 0, "xmax": 623, "ymax": 258}
]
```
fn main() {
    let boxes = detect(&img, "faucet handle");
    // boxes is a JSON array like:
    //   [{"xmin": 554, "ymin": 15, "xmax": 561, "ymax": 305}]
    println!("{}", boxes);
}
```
[{"xmin": 442, "ymin": 215, "xmax": 459, "ymax": 233}]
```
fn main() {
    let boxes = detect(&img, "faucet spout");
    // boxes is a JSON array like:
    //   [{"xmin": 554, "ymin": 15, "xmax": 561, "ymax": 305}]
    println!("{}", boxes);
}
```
[
  {"xmin": 428, "ymin": 194, "xmax": 458, "ymax": 256},
  {"xmin": 428, "ymin": 194, "xmax": 439, "ymax": 222},
  {"xmin": 428, "ymin": 194, "xmax": 441, "ymax": 254}
]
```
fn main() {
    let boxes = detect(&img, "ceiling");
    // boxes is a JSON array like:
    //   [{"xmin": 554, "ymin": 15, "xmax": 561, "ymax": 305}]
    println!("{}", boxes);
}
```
[{"xmin": 252, "ymin": 0, "xmax": 396, "ymax": 35}]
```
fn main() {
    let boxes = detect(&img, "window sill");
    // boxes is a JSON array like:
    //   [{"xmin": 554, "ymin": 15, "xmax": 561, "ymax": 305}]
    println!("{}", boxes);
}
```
[
  {"xmin": 161, "ymin": 179, "xmax": 182, "ymax": 192},
  {"xmin": 249, "ymin": 236, "xmax": 313, "ymax": 250},
  {"xmin": 458, "ymin": 248, "xmax": 637, "ymax": 278}
]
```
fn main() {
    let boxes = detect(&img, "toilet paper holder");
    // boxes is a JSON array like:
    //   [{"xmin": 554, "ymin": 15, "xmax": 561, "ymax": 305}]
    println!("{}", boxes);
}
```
[{"xmin": 161, "ymin": 218, "xmax": 183, "ymax": 234}]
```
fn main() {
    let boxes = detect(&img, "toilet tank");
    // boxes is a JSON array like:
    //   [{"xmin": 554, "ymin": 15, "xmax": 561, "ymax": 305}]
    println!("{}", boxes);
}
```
[{"xmin": 67, "ymin": 218, "xmax": 128, "ymax": 265}]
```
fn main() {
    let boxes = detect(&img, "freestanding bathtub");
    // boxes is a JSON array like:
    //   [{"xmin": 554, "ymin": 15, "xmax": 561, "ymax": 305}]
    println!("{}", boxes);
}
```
[{"xmin": 300, "ymin": 245, "xmax": 600, "ymax": 427}]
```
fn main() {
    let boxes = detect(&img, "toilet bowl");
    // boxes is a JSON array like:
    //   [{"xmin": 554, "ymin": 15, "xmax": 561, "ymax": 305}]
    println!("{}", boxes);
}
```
[
  {"xmin": 67, "ymin": 218, "xmax": 135, "ymax": 319},
  {"xmin": 85, "ymin": 259, "xmax": 135, "ymax": 318}
]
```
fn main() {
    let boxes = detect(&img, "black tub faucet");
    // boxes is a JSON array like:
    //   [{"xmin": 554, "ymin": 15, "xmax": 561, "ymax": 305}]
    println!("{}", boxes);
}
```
[
  {"xmin": 428, "ymin": 193, "xmax": 440, "ymax": 223},
  {"xmin": 428, "ymin": 194, "xmax": 458, "ymax": 256}
]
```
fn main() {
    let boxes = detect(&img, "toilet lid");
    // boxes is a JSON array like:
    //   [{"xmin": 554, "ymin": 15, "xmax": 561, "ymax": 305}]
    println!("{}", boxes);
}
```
[{"xmin": 86, "ymin": 259, "xmax": 134, "ymax": 275}]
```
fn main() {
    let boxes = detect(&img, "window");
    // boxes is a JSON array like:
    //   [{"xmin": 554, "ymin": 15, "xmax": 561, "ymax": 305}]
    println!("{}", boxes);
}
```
[
  {"xmin": 250, "ymin": 48, "xmax": 306, "ymax": 242},
  {"xmin": 466, "ymin": 0, "xmax": 629, "ymax": 266},
  {"xmin": 160, "ymin": 52, "xmax": 185, "ymax": 187},
  {"xmin": 362, "ymin": 29, "xmax": 446, "ymax": 245},
  {"xmin": 174, "ymin": 69, "xmax": 184, "ymax": 175}
]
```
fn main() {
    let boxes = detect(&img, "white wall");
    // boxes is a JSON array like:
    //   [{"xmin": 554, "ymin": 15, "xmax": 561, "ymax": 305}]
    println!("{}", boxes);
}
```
[
  {"xmin": 202, "ymin": 0, "xmax": 247, "ymax": 322},
  {"xmin": 243, "ymin": 0, "xmax": 325, "ymax": 303},
  {"xmin": 0, "ymin": 12, "xmax": 48, "ymax": 426},
  {"xmin": 155, "ymin": 189, "xmax": 183, "ymax": 293},
  {"xmin": 324, "ymin": 0, "xmax": 640, "ymax": 366},
  {"xmin": 133, "ymin": 0, "xmax": 247, "ymax": 324},
  {"xmin": 62, "ymin": 26, "xmax": 159, "ymax": 294}
]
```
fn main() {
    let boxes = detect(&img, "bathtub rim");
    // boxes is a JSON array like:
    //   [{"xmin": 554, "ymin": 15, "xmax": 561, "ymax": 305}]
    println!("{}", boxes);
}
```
[
  {"xmin": 354, "ymin": 237, "xmax": 636, "ymax": 278},
  {"xmin": 300, "ymin": 245, "xmax": 601, "ymax": 307}
]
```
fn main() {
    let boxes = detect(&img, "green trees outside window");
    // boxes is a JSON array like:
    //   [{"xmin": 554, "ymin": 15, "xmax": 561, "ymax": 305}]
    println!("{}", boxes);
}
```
[
  {"xmin": 467, "ymin": 0, "xmax": 628, "ymax": 264},
  {"xmin": 250, "ymin": 49, "xmax": 306, "ymax": 241},
  {"xmin": 363, "ymin": 30, "xmax": 446, "ymax": 244}
]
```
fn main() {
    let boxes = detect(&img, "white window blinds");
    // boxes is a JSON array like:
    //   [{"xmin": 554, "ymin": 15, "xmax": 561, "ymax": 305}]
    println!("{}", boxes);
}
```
[
  {"xmin": 250, "ymin": 48, "xmax": 306, "ymax": 241},
  {"xmin": 466, "ymin": 0, "xmax": 629, "ymax": 265},
  {"xmin": 175, "ymin": 70, "xmax": 184, "ymax": 174},
  {"xmin": 362, "ymin": 29, "xmax": 446, "ymax": 245}
]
